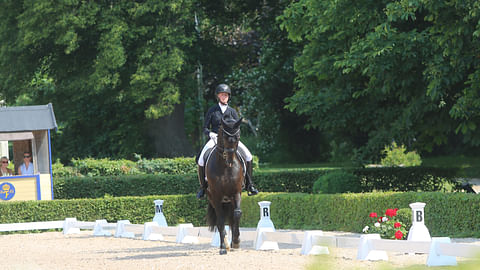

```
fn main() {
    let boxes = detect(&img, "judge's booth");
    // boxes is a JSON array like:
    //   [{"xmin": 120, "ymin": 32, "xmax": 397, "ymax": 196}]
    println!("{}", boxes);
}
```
[{"xmin": 0, "ymin": 104, "xmax": 57, "ymax": 201}]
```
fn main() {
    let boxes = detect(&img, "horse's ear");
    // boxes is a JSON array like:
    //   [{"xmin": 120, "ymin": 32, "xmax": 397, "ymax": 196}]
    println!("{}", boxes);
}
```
[
  {"xmin": 221, "ymin": 116, "xmax": 228, "ymax": 127},
  {"xmin": 234, "ymin": 117, "xmax": 243, "ymax": 129}
]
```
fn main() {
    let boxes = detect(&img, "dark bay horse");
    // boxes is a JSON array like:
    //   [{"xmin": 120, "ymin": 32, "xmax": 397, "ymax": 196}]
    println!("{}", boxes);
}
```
[{"xmin": 205, "ymin": 116, "xmax": 244, "ymax": 255}]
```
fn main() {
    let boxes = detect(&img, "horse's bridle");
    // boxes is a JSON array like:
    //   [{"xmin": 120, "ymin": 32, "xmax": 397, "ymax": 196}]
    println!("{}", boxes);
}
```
[{"xmin": 216, "ymin": 127, "xmax": 240, "ymax": 165}]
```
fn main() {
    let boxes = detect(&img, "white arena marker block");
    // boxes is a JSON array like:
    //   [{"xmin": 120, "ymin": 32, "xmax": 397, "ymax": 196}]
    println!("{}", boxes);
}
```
[
  {"xmin": 115, "ymin": 220, "xmax": 135, "ymax": 238},
  {"xmin": 176, "ymin": 223, "xmax": 198, "ymax": 244},
  {"xmin": 426, "ymin": 237, "xmax": 457, "ymax": 267},
  {"xmin": 211, "ymin": 225, "xmax": 231, "ymax": 247},
  {"xmin": 254, "ymin": 201, "xmax": 279, "ymax": 250},
  {"xmin": 356, "ymin": 234, "xmax": 388, "ymax": 261},
  {"xmin": 153, "ymin": 200, "xmax": 168, "ymax": 227},
  {"xmin": 62, "ymin": 218, "xmax": 80, "ymax": 235},
  {"xmin": 407, "ymin": 202, "xmax": 431, "ymax": 242},
  {"xmin": 143, "ymin": 222, "xmax": 164, "ymax": 241},
  {"xmin": 93, "ymin": 219, "xmax": 112, "ymax": 236},
  {"xmin": 301, "ymin": 231, "xmax": 329, "ymax": 255},
  {"xmin": 255, "ymin": 227, "xmax": 279, "ymax": 250}
]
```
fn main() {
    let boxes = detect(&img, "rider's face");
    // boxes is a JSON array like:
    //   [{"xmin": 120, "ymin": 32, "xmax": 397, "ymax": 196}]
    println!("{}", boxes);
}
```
[{"xmin": 217, "ymin": 92, "xmax": 229, "ymax": 104}]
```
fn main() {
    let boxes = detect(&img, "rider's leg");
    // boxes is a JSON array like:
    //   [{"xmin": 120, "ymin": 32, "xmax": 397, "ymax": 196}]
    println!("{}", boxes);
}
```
[
  {"xmin": 238, "ymin": 141, "xmax": 259, "ymax": 196},
  {"xmin": 196, "ymin": 139, "xmax": 215, "ymax": 199},
  {"xmin": 196, "ymin": 165, "xmax": 207, "ymax": 199}
]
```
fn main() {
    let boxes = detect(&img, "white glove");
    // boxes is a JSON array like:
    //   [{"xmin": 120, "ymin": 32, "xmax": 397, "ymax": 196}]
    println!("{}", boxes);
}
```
[{"xmin": 209, "ymin": 132, "xmax": 218, "ymax": 141}]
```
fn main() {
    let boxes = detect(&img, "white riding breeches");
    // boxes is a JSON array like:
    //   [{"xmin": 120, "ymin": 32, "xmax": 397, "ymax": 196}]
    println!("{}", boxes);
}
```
[{"xmin": 197, "ymin": 138, "xmax": 252, "ymax": 166}]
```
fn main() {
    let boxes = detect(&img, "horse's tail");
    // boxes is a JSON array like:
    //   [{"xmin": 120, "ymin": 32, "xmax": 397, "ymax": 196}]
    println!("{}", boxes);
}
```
[
  {"xmin": 207, "ymin": 202, "xmax": 235, "ymax": 232},
  {"xmin": 207, "ymin": 202, "xmax": 216, "ymax": 231}
]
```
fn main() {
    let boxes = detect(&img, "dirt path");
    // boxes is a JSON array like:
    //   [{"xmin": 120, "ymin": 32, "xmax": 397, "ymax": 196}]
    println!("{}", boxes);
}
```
[{"xmin": 1, "ymin": 231, "xmax": 479, "ymax": 269}]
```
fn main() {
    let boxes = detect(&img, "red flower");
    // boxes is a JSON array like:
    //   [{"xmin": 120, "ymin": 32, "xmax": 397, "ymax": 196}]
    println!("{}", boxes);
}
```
[
  {"xmin": 394, "ymin": 222, "xmax": 401, "ymax": 228},
  {"xmin": 385, "ymin": 208, "xmax": 397, "ymax": 217},
  {"xmin": 395, "ymin": 230, "xmax": 403, "ymax": 239},
  {"xmin": 369, "ymin": 212, "xmax": 378, "ymax": 218}
]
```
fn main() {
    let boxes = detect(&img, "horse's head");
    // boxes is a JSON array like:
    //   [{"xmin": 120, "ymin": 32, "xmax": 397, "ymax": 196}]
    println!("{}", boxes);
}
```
[{"xmin": 219, "ymin": 116, "xmax": 242, "ymax": 167}]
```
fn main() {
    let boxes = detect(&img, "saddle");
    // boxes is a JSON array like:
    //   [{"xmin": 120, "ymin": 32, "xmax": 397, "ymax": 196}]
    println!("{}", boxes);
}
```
[{"xmin": 202, "ymin": 146, "xmax": 246, "ymax": 185}]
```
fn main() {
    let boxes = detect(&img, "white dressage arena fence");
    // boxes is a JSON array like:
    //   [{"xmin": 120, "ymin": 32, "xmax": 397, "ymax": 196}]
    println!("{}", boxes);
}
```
[{"xmin": 1, "ymin": 200, "xmax": 480, "ymax": 267}]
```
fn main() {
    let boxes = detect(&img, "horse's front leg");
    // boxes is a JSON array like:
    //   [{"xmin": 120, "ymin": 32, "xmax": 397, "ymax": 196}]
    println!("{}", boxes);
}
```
[
  {"xmin": 215, "ymin": 205, "xmax": 227, "ymax": 255},
  {"xmin": 232, "ymin": 192, "xmax": 242, "ymax": 249}
]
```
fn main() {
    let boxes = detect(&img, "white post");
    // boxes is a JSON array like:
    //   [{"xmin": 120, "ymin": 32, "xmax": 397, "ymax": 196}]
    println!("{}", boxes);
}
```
[
  {"xmin": 93, "ymin": 219, "xmax": 112, "ymax": 236},
  {"xmin": 356, "ymin": 234, "xmax": 388, "ymax": 261},
  {"xmin": 211, "ymin": 225, "xmax": 231, "ymax": 247},
  {"xmin": 143, "ymin": 222, "xmax": 164, "ymax": 241},
  {"xmin": 0, "ymin": 141, "xmax": 8, "ymax": 159},
  {"xmin": 301, "ymin": 231, "xmax": 329, "ymax": 255},
  {"xmin": 176, "ymin": 223, "xmax": 198, "ymax": 244},
  {"xmin": 62, "ymin": 217, "xmax": 80, "ymax": 235},
  {"xmin": 426, "ymin": 237, "xmax": 457, "ymax": 266},
  {"xmin": 153, "ymin": 200, "xmax": 168, "ymax": 227},
  {"xmin": 254, "ymin": 201, "xmax": 279, "ymax": 250},
  {"xmin": 115, "ymin": 220, "xmax": 135, "ymax": 238},
  {"xmin": 407, "ymin": 202, "xmax": 431, "ymax": 242}
]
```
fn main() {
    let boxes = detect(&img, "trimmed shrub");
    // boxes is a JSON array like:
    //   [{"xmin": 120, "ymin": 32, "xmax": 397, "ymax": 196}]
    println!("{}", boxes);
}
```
[
  {"xmin": 312, "ymin": 170, "xmax": 361, "ymax": 194},
  {"xmin": 136, "ymin": 157, "xmax": 197, "ymax": 175},
  {"xmin": 53, "ymin": 174, "xmax": 198, "ymax": 199},
  {"xmin": 381, "ymin": 142, "xmax": 422, "ymax": 167},
  {"xmin": 396, "ymin": 208, "xmax": 412, "ymax": 231},
  {"xmin": 52, "ymin": 160, "xmax": 80, "ymax": 178},
  {"xmin": 71, "ymin": 158, "xmax": 139, "ymax": 176},
  {"xmin": 53, "ymin": 167, "xmax": 461, "ymax": 199},
  {"xmin": 54, "ymin": 156, "xmax": 259, "ymax": 177},
  {"xmin": 1, "ymin": 192, "xmax": 479, "ymax": 238},
  {"xmin": 354, "ymin": 167, "xmax": 460, "ymax": 192}
]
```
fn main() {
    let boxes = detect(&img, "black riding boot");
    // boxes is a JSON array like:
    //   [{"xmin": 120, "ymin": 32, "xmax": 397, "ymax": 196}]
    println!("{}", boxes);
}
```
[
  {"xmin": 196, "ymin": 166, "xmax": 207, "ymax": 199},
  {"xmin": 245, "ymin": 161, "xmax": 259, "ymax": 196}
]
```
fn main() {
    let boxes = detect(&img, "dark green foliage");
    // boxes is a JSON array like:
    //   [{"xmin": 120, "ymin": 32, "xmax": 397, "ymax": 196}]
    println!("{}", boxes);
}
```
[
  {"xmin": 1, "ymin": 192, "xmax": 479, "ymax": 238},
  {"xmin": 313, "ymin": 170, "xmax": 361, "ymax": 194},
  {"xmin": 279, "ymin": 0, "xmax": 480, "ymax": 162},
  {"xmin": 0, "ymin": 0, "xmax": 195, "ymax": 161}
]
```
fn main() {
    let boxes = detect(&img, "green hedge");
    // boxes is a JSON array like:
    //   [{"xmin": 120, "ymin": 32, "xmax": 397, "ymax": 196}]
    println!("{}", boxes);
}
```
[
  {"xmin": 354, "ymin": 167, "xmax": 460, "ymax": 192},
  {"xmin": 53, "ymin": 156, "xmax": 260, "ymax": 178},
  {"xmin": 53, "ymin": 170, "xmax": 325, "ymax": 199},
  {"xmin": 1, "ymin": 192, "xmax": 479, "ymax": 237},
  {"xmin": 53, "ymin": 167, "xmax": 460, "ymax": 199},
  {"xmin": 53, "ymin": 174, "xmax": 199, "ymax": 199}
]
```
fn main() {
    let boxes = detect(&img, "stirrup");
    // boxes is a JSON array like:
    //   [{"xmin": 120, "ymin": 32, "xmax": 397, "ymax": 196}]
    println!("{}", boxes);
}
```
[{"xmin": 247, "ymin": 185, "xmax": 259, "ymax": 196}]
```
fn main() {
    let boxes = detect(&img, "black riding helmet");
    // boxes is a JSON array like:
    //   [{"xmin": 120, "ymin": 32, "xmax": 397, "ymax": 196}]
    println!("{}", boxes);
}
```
[{"xmin": 215, "ymin": 84, "xmax": 231, "ymax": 96}]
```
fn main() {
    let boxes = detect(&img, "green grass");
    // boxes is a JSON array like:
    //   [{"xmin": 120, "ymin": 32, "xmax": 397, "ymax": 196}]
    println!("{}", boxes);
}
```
[
  {"xmin": 422, "ymin": 155, "xmax": 480, "ymax": 178},
  {"xmin": 260, "ymin": 161, "xmax": 355, "ymax": 170},
  {"xmin": 260, "ymin": 155, "xmax": 480, "ymax": 178}
]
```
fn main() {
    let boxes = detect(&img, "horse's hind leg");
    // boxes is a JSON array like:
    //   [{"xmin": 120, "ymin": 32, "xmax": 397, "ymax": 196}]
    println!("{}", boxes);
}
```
[{"xmin": 232, "ymin": 192, "xmax": 242, "ymax": 249}]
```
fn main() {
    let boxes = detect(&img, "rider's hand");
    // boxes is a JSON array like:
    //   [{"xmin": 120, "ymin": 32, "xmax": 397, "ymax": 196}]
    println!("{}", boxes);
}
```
[{"xmin": 209, "ymin": 132, "xmax": 218, "ymax": 141}]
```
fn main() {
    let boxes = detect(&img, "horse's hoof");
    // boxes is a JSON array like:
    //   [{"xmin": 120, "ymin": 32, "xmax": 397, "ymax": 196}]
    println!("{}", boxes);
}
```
[
  {"xmin": 219, "ymin": 249, "xmax": 227, "ymax": 255},
  {"xmin": 232, "ymin": 242, "xmax": 240, "ymax": 249}
]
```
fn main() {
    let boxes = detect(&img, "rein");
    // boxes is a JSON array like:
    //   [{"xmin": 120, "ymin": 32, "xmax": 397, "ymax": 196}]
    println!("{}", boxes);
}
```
[{"xmin": 216, "ymin": 127, "xmax": 239, "ymax": 163}]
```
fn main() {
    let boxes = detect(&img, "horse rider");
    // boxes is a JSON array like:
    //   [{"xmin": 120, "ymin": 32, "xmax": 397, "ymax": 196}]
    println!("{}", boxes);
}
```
[{"xmin": 196, "ymin": 83, "xmax": 259, "ymax": 199}]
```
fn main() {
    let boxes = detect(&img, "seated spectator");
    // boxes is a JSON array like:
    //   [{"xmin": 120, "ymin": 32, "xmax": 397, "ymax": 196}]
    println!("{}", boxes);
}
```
[
  {"xmin": 0, "ymin": 156, "xmax": 13, "ymax": 176},
  {"xmin": 18, "ymin": 152, "xmax": 34, "ymax": 175}
]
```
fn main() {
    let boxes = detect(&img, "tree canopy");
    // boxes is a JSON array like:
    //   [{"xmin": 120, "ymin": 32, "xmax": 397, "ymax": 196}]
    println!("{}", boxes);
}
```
[
  {"xmin": 1, "ymin": 0, "xmax": 479, "ymax": 164},
  {"xmin": 280, "ymin": 0, "xmax": 480, "ymax": 162},
  {"xmin": 0, "ymin": 0, "xmax": 195, "ymax": 160}
]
